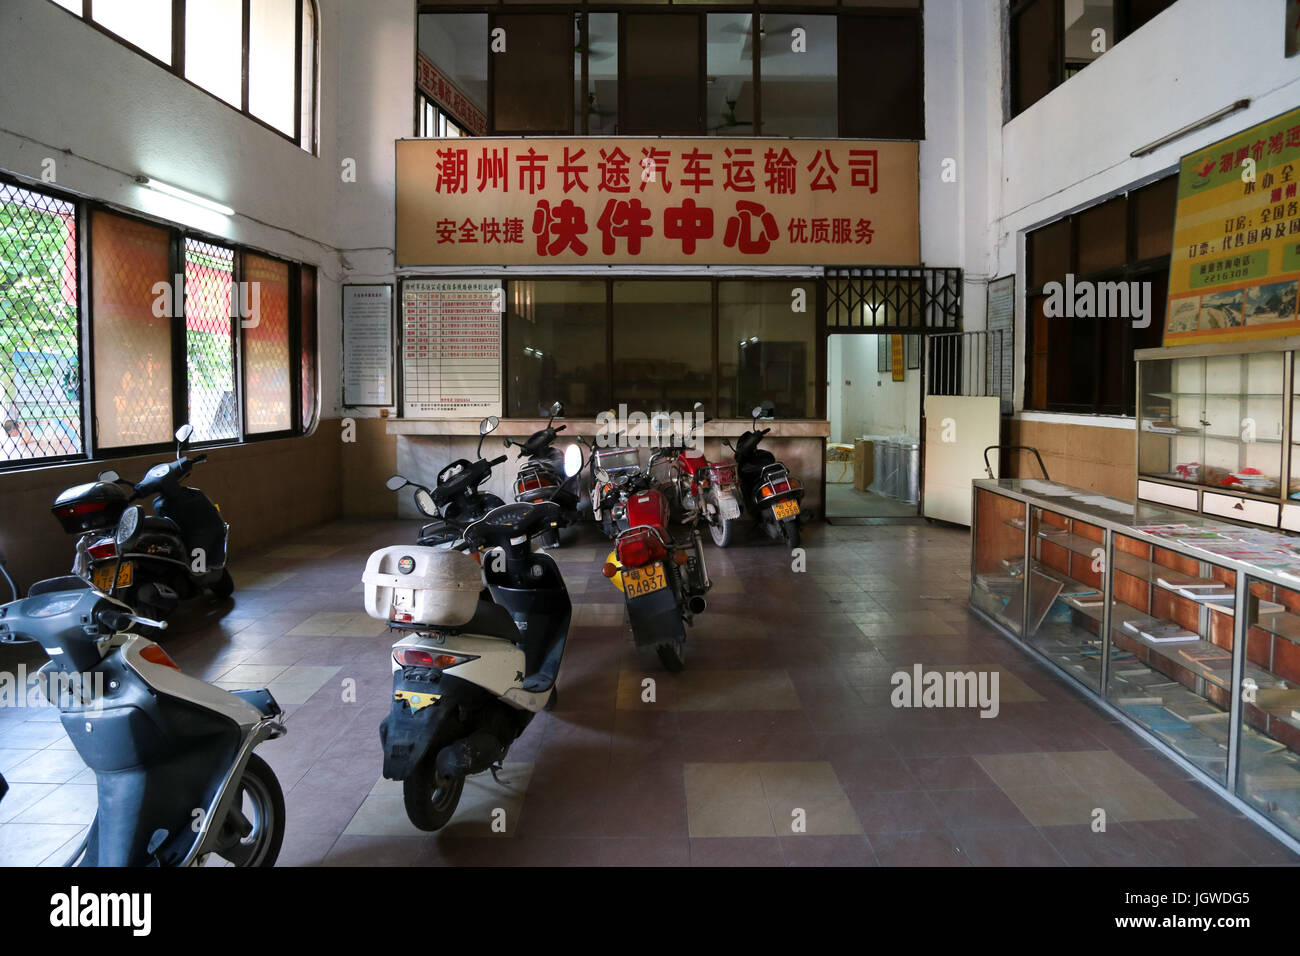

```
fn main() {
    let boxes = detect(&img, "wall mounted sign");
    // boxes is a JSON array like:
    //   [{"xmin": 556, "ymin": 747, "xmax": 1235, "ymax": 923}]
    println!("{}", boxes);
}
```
[
  {"xmin": 416, "ymin": 53, "xmax": 487, "ymax": 136},
  {"xmin": 1164, "ymin": 105, "xmax": 1300, "ymax": 345},
  {"xmin": 342, "ymin": 284, "xmax": 394, "ymax": 407},
  {"xmin": 401, "ymin": 279, "xmax": 502, "ymax": 419},
  {"xmin": 396, "ymin": 137, "xmax": 919, "ymax": 267},
  {"xmin": 891, "ymin": 334, "xmax": 905, "ymax": 381}
]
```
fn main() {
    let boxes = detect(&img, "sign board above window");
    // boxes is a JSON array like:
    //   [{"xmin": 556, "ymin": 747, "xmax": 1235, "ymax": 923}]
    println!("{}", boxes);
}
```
[
  {"xmin": 1164, "ymin": 105, "xmax": 1300, "ymax": 345},
  {"xmin": 395, "ymin": 138, "xmax": 919, "ymax": 267}
]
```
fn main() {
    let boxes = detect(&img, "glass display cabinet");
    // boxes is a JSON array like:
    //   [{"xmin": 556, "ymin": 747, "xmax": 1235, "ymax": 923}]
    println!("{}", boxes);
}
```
[
  {"xmin": 971, "ymin": 478, "xmax": 1300, "ymax": 851},
  {"xmin": 1136, "ymin": 339, "xmax": 1296, "ymax": 529}
]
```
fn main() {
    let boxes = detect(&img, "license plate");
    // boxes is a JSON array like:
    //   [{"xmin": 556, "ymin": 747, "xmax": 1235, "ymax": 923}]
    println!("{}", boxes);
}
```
[
  {"xmin": 718, "ymin": 496, "xmax": 741, "ymax": 520},
  {"xmin": 623, "ymin": 563, "xmax": 667, "ymax": 599},
  {"xmin": 773, "ymin": 499, "xmax": 800, "ymax": 521},
  {"xmin": 92, "ymin": 562, "xmax": 133, "ymax": 590}
]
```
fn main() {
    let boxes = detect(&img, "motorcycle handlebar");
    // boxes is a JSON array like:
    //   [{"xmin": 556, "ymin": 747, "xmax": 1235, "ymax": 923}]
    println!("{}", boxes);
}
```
[
  {"xmin": 553, "ymin": 424, "xmax": 566, "ymax": 433},
  {"xmin": 490, "ymin": 454, "xmax": 508, "ymax": 467},
  {"xmin": 97, "ymin": 609, "xmax": 168, "ymax": 633}
]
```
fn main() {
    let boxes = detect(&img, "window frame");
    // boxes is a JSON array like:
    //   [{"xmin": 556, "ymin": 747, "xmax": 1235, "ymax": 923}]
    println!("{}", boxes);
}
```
[
  {"xmin": 414, "ymin": 3, "xmax": 925, "ymax": 141},
  {"xmin": 1022, "ymin": 174, "xmax": 1177, "ymax": 417},
  {"xmin": 47, "ymin": 0, "xmax": 319, "ymax": 152},
  {"xmin": 0, "ymin": 171, "xmax": 318, "ymax": 472}
]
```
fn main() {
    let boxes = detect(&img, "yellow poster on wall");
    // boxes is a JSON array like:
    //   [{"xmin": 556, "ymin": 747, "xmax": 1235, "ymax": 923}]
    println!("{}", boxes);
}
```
[
  {"xmin": 1164, "ymin": 105, "xmax": 1300, "ymax": 344},
  {"xmin": 891, "ymin": 334, "xmax": 905, "ymax": 381}
]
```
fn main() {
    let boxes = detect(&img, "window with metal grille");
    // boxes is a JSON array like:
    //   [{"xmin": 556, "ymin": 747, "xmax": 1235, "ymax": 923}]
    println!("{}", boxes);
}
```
[
  {"xmin": 184, "ymin": 239, "xmax": 238, "ymax": 442},
  {"xmin": 242, "ymin": 253, "xmax": 292, "ymax": 435},
  {"xmin": 299, "ymin": 264, "xmax": 318, "ymax": 432},
  {"xmin": 90, "ymin": 210, "xmax": 174, "ymax": 451},
  {"xmin": 0, "ymin": 183, "xmax": 83, "ymax": 464}
]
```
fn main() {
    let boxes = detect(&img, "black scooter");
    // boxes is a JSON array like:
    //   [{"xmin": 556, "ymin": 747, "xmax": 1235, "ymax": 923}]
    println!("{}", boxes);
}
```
[
  {"xmin": 0, "ymin": 537, "xmax": 285, "ymax": 866},
  {"xmin": 503, "ymin": 401, "xmax": 582, "ymax": 548},
  {"xmin": 727, "ymin": 401, "xmax": 806, "ymax": 549},
  {"xmin": 385, "ymin": 416, "xmax": 509, "ymax": 546},
  {"xmin": 51, "ymin": 424, "xmax": 232, "ymax": 623}
]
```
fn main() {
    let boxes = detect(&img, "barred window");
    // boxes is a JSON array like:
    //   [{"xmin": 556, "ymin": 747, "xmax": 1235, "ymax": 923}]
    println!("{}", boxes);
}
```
[
  {"xmin": 184, "ymin": 239, "xmax": 238, "ymax": 443},
  {"xmin": 0, "ymin": 183, "xmax": 82, "ymax": 464}
]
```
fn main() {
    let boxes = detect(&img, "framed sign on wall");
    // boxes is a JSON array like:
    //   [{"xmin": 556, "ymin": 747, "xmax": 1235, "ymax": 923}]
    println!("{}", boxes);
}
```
[
  {"xmin": 342, "ymin": 284, "xmax": 394, "ymax": 407},
  {"xmin": 400, "ymin": 279, "xmax": 503, "ymax": 419}
]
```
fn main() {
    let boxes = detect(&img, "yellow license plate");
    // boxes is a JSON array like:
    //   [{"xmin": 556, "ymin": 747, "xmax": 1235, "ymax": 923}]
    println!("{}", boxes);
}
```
[
  {"xmin": 773, "ymin": 499, "xmax": 800, "ymax": 521},
  {"xmin": 623, "ymin": 563, "xmax": 667, "ymax": 599},
  {"xmin": 92, "ymin": 562, "xmax": 133, "ymax": 590}
]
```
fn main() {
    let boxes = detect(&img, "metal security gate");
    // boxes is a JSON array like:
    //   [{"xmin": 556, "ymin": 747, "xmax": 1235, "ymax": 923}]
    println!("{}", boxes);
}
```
[{"xmin": 825, "ymin": 266, "xmax": 962, "ymax": 332}]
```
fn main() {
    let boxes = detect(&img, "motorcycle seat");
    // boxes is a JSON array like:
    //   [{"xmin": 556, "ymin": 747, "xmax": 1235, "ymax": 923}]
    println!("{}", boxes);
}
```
[
  {"xmin": 452, "ymin": 599, "xmax": 520, "ymax": 643},
  {"xmin": 141, "ymin": 515, "xmax": 181, "ymax": 534}
]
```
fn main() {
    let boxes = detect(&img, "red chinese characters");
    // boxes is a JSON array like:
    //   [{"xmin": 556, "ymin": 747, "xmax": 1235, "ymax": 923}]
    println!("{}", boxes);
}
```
[{"xmin": 531, "ymin": 200, "xmax": 589, "ymax": 257}]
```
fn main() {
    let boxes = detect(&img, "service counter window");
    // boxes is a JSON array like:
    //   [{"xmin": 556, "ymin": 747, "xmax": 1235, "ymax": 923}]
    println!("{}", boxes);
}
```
[
  {"xmin": 612, "ymin": 280, "xmax": 712, "ymax": 414},
  {"xmin": 505, "ymin": 279, "xmax": 608, "ymax": 418},
  {"xmin": 717, "ymin": 280, "xmax": 815, "ymax": 418}
]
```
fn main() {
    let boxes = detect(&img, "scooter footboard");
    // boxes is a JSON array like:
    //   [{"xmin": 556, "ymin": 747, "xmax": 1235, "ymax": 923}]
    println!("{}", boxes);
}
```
[{"xmin": 625, "ymin": 587, "xmax": 686, "ymax": 648}]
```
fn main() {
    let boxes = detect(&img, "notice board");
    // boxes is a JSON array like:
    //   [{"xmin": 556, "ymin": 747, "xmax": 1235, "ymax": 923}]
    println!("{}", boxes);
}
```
[
  {"xmin": 342, "ymin": 284, "xmax": 394, "ymax": 407},
  {"xmin": 400, "ymin": 279, "xmax": 502, "ymax": 418},
  {"xmin": 1164, "ymin": 105, "xmax": 1300, "ymax": 344}
]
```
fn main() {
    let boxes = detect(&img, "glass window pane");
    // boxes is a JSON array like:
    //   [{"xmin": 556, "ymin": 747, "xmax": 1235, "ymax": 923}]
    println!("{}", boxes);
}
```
[
  {"xmin": 0, "ymin": 183, "xmax": 83, "ymax": 462},
  {"xmin": 492, "ymin": 13, "xmax": 571, "ymax": 133},
  {"xmin": 585, "ymin": 13, "xmax": 618, "ymax": 134},
  {"xmin": 92, "ymin": 0, "xmax": 172, "ymax": 63},
  {"xmin": 1133, "ymin": 175, "xmax": 1177, "ymax": 262},
  {"xmin": 418, "ymin": 14, "xmax": 489, "ymax": 131},
  {"xmin": 185, "ymin": 0, "xmax": 243, "ymax": 107},
  {"xmin": 506, "ymin": 280, "xmax": 607, "ymax": 418},
  {"xmin": 249, "ymin": 0, "xmax": 297, "ymax": 136},
  {"xmin": 242, "ymin": 253, "xmax": 291, "ymax": 434},
  {"xmin": 90, "ymin": 211, "xmax": 173, "ymax": 449},
  {"xmin": 184, "ymin": 240, "xmax": 237, "ymax": 443},
  {"xmin": 761, "ymin": 14, "xmax": 836, "ymax": 137},
  {"xmin": 718, "ymin": 281, "xmax": 814, "ymax": 418},
  {"xmin": 838, "ymin": 15, "xmax": 922, "ymax": 139},
  {"xmin": 623, "ymin": 14, "xmax": 701, "ymax": 135},
  {"xmin": 612, "ymin": 280, "xmax": 711, "ymax": 414},
  {"xmin": 1076, "ymin": 195, "xmax": 1127, "ymax": 276},
  {"xmin": 300, "ymin": 0, "xmax": 316, "ymax": 150},
  {"xmin": 1012, "ymin": 0, "xmax": 1056, "ymax": 115},
  {"xmin": 300, "ymin": 265, "xmax": 317, "ymax": 431},
  {"xmin": 706, "ymin": 13, "xmax": 754, "ymax": 137},
  {"xmin": 1028, "ymin": 217, "xmax": 1070, "ymax": 289},
  {"xmin": 1064, "ymin": 0, "xmax": 1113, "ymax": 76}
]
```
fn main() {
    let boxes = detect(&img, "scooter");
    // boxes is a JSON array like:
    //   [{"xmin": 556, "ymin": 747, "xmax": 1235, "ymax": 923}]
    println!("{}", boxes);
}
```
[
  {"xmin": 385, "ymin": 417, "xmax": 509, "ymax": 547},
  {"xmin": 503, "ymin": 401, "xmax": 582, "ymax": 548},
  {"xmin": 0, "ymin": 530, "xmax": 286, "ymax": 866},
  {"xmin": 50, "ymin": 423, "xmax": 232, "ymax": 624},
  {"xmin": 652, "ymin": 404, "xmax": 744, "ymax": 548},
  {"xmin": 596, "ymin": 461, "xmax": 711, "ymax": 673},
  {"xmin": 727, "ymin": 401, "xmax": 806, "ymax": 550},
  {"xmin": 367, "ymin": 494, "xmax": 574, "ymax": 832}
]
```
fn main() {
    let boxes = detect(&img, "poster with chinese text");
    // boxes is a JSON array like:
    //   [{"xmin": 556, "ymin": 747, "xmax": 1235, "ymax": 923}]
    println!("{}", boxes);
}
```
[{"xmin": 401, "ymin": 279, "xmax": 502, "ymax": 419}]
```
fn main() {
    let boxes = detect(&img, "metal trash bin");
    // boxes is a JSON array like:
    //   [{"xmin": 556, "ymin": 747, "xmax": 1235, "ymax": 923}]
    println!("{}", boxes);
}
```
[
  {"xmin": 900, "ymin": 439, "xmax": 920, "ymax": 505},
  {"xmin": 882, "ymin": 439, "xmax": 901, "ymax": 499}
]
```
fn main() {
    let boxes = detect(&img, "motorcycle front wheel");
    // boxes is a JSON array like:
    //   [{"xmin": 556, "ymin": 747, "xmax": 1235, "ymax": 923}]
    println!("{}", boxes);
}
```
[
  {"xmin": 212, "ymin": 753, "xmax": 285, "ymax": 867},
  {"xmin": 404, "ymin": 755, "xmax": 466, "ymax": 832}
]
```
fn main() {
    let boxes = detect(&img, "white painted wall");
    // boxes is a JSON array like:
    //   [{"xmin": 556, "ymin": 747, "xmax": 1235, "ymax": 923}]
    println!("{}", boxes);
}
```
[
  {"xmin": 995, "ymin": 0, "xmax": 1300, "ymax": 414},
  {"xmin": 829, "ymin": 334, "xmax": 922, "ymax": 441}
]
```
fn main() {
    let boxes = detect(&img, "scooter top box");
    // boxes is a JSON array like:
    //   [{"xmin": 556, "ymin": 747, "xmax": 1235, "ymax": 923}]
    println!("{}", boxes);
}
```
[
  {"xmin": 51, "ymin": 480, "xmax": 130, "ymax": 534},
  {"xmin": 363, "ymin": 546, "xmax": 482, "ymax": 627}
]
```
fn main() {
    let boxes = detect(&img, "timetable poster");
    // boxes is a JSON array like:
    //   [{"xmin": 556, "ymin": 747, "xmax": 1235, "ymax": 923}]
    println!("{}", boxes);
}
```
[{"xmin": 401, "ymin": 279, "xmax": 503, "ymax": 418}]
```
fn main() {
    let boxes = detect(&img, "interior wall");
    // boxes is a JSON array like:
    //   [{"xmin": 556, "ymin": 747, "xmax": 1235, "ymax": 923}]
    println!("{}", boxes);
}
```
[
  {"xmin": 832, "ymin": 335, "xmax": 922, "ymax": 442},
  {"xmin": 0, "ymin": 423, "xmax": 343, "ymax": 593}
]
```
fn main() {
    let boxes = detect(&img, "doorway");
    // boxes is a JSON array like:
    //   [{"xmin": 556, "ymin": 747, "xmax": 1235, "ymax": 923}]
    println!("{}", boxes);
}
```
[{"xmin": 825, "ymin": 332, "xmax": 922, "ymax": 519}]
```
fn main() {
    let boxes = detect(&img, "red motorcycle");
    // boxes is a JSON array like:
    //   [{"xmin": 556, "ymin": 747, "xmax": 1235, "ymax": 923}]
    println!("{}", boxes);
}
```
[
  {"xmin": 596, "ymin": 454, "xmax": 711, "ymax": 672},
  {"xmin": 650, "ymin": 409, "xmax": 743, "ymax": 548}
]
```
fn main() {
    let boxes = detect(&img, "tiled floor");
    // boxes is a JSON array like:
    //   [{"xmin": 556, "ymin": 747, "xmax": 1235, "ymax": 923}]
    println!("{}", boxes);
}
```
[{"xmin": 1, "ymin": 517, "xmax": 1298, "ymax": 866}]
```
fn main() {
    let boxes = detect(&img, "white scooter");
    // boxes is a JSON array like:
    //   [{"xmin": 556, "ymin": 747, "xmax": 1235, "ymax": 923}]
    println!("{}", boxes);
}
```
[
  {"xmin": 0, "ymin": 520, "xmax": 287, "ymax": 866},
  {"xmin": 367, "ymin": 497, "xmax": 574, "ymax": 831}
]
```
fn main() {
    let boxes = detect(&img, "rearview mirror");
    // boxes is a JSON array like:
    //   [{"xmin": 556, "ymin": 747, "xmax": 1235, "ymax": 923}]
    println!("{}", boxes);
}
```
[
  {"xmin": 479, "ymin": 416, "xmax": 499, "ymax": 436},
  {"xmin": 563, "ymin": 443, "xmax": 582, "ymax": 478},
  {"xmin": 175, "ymin": 423, "xmax": 194, "ymax": 444},
  {"xmin": 385, "ymin": 475, "xmax": 408, "ymax": 492},
  {"xmin": 98, "ymin": 470, "xmax": 119, "ymax": 483},
  {"xmin": 413, "ymin": 488, "xmax": 436, "ymax": 517},
  {"xmin": 551, "ymin": 401, "xmax": 564, "ymax": 417},
  {"xmin": 751, "ymin": 405, "xmax": 765, "ymax": 419}
]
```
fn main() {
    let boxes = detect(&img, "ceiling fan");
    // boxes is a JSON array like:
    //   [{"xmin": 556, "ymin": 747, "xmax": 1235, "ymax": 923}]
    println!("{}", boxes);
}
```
[{"xmin": 708, "ymin": 99, "xmax": 753, "ymax": 133}]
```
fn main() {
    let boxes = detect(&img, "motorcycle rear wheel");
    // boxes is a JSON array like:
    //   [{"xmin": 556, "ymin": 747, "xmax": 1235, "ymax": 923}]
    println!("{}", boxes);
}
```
[
  {"xmin": 708, "ymin": 516, "xmax": 735, "ymax": 548},
  {"xmin": 211, "ymin": 568, "xmax": 235, "ymax": 599},
  {"xmin": 782, "ymin": 518, "xmax": 801, "ymax": 551},
  {"xmin": 404, "ymin": 755, "xmax": 466, "ymax": 832}
]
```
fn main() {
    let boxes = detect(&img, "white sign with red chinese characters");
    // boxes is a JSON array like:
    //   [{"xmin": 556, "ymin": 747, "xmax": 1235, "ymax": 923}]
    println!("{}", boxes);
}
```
[
  {"xmin": 401, "ymin": 279, "xmax": 503, "ymax": 418},
  {"xmin": 396, "ymin": 137, "xmax": 919, "ymax": 266}
]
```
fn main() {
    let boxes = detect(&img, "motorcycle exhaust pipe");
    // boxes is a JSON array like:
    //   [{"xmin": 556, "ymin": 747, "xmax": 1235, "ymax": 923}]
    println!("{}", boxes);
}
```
[
  {"xmin": 434, "ymin": 731, "xmax": 507, "ymax": 779},
  {"xmin": 686, "ymin": 595, "xmax": 707, "ymax": 615}
]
